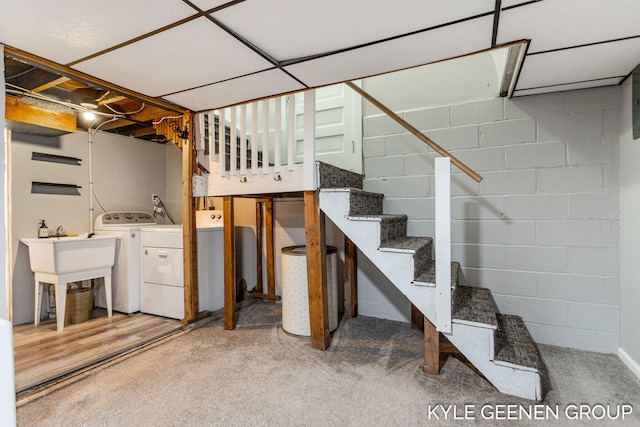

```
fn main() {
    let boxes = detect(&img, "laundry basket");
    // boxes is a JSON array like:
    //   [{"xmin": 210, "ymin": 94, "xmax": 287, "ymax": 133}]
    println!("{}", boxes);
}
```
[
  {"xmin": 281, "ymin": 245, "xmax": 339, "ymax": 336},
  {"xmin": 64, "ymin": 285, "xmax": 94, "ymax": 325}
]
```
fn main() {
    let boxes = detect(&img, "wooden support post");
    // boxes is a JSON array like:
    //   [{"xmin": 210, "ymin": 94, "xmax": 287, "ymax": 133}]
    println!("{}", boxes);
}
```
[
  {"xmin": 182, "ymin": 112, "xmax": 199, "ymax": 324},
  {"xmin": 410, "ymin": 304, "xmax": 424, "ymax": 331},
  {"xmin": 304, "ymin": 190, "xmax": 330, "ymax": 350},
  {"xmin": 423, "ymin": 316, "xmax": 441, "ymax": 375},
  {"xmin": 255, "ymin": 200, "xmax": 264, "ymax": 293},
  {"xmin": 344, "ymin": 236, "xmax": 358, "ymax": 318},
  {"xmin": 223, "ymin": 196, "xmax": 236, "ymax": 330},
  {"xmin": 248, "ymin": 198, "xmax": 279, "ymax": 303},
  {"xmin": 265, "ymin": 198, "xmax": 276, "ymax": 303}
]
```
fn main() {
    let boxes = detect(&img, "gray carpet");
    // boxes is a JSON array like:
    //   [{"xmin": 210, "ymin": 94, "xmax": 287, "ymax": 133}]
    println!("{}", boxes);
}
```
[{"xmin": 17, "ymin": 302, "xmax": 640, "ymax": 426}]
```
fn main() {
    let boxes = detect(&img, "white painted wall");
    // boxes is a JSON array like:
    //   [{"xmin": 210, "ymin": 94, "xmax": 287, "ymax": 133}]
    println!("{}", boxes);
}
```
[
  {"xmin": 619, "ymin": 77, "xmax": 640, "ymax": 378},
  {"xmin": 0, "ymin": 46, "xmax": 7, "ymax": 321},
  {"xmin": 361, "ymin": 83, "xmax": 621, "ymax": 353},
  {"xmin": 10, "ymin": 130, "xmax": 178, "ymax": 325}
]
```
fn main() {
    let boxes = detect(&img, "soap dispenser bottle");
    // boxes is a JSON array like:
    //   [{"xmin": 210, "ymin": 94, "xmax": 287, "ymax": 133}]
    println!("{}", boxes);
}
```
[{"xmin": 38, "ymin": 220, "xmax": 49, "ymax": 238}]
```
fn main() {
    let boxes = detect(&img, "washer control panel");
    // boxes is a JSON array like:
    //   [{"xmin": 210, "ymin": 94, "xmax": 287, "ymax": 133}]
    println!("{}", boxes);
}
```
[{"xmin": 97, "ymin": 212, "xmax": 156, "ymax": 226}]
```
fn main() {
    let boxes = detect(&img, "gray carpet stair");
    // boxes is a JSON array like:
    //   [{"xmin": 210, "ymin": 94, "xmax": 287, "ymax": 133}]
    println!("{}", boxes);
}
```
[
  {"xmin": 452, "ymin": 286, "xmax": 499, "ymax": 328},
  {"xmin": 317, "ymin": 163, "xmax": 547, "ymax": 401}
]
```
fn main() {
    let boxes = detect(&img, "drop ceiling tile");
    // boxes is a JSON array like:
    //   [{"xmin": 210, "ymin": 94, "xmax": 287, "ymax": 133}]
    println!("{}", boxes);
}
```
[
  {"xmin": 516, "ymin": 38, "xmax": 640, "ymax": 90},
  {"xmin": 284, "ymin": 15, "xmax": 494, "ymax": 88},
  {"xmin": 188, "ymin": 0, "xmax": 235, "ymax": 12},
  {"xmin": 72, "ymin": 17, "xmax": 273, "ymax": 98},
  {"xmin": 498, "ymin": 0, "xmax": 640, "ymax": 53},
  {"xmin": 0, "ymin": 0, "xmax": 196, "ymax": 64},
  {"xmin": 163, "ymin": 69, "xmax": 305, "ymax": 111},
  {"xmin": 500, "ymin": 0, "xmax": 534, "ymax": 8},
  {"xmin": 513, "ymin": 77, "xmax": 623, "ymax": 97},
  {"xmin": 212, "ymin": 0, "xmax": 494, "ymax": 61}
]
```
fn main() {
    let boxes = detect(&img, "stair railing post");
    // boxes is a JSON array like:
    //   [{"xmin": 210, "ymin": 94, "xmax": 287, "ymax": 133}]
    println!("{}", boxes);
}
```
[{"xmin": 435, "ymin": 157, "xmax": 452, "ymax": 333}]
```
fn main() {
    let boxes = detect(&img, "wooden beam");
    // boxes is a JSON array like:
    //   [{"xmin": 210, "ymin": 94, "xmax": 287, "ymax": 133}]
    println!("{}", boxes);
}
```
[
  {"xmin": 31, "ymin": 77, "xmax": 70, "ymax": 93},
  {"xmin": 5, "ymin": 46, "xmax": 186, "ymax": 114},
  {"xmin": 345, "ymin": 236, "xmax": 358, "ymax": 317},
  {"xmin": 98, "ymin": 95, "xmax": 127, "ymax": 106},
  {"xmin": 181, "ymin": 112, "xmax": 198, "ymax": 324},
  {"xmin": 5, "ymin": 96, "xmax": 76, "ymax": 133},
  {"xmin": 129, "ymin": 127, "xmax": 156, "ymax": 137},
  {"xmin": 423, "ymin": 316, "xmax": 441, "ymax": 375},
  {"xmin": 410, "ymin": 304, "xmax": 423, "ymax": 331},
  {"xmin": 132, "ymin": 106, "xmax": 177, "ymax": 122},
  {"xmin": 96, "ymin": 118, "xmax": 136, "ymax": 130},
  {"xmin": 304, "ymin": 190, "xmax": 330, "ymax": 350},
  {"xmin": 265, "ymin": 198, "xmax": 276, "ymax": 304},
  {"xmin": 254, "ymin": 200, "xmax": 264, "ymax": 293},
  {"xmin": 223, "ymin": 196, "xmax": 236, "ymax": 330}
]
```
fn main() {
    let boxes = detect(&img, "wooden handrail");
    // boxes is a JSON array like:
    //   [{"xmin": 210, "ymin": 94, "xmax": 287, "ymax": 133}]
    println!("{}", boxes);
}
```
[{"xmin": 345, "ymin": 81, "xmax": 483, "ymax": 183}]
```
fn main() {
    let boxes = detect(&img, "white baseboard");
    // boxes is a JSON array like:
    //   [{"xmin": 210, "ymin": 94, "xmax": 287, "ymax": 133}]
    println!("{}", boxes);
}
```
[{"xmin": 618, "ymin": 347, "xmax": 640, "ymax": 381}]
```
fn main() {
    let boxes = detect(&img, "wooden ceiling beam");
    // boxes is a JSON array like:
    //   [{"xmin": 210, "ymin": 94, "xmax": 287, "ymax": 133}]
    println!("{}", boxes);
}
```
[
  {"xmin": 132, "ymin": 106, "xmax": 179, "ymax": 122},
  {"xmin": 96, "ymin": 118, "xmax": 136, "ymax": 130},
  {"xmin": 5, "ymin": 96, "xmax": 76, "ymax": 133},
  {"xmin": 129, "ymin": 127, "xmax": 156, "ymax": 137},
  {"xmin": 98, "ymin": 95, "xmax": 127, "ymax": 106},
  {"xmin": 31, "ymin": 77, "xmax": 71, "ymax": 93},
  {"xmin": 5, "ymin": 46, "xmax": 189, "ymax": 114}
]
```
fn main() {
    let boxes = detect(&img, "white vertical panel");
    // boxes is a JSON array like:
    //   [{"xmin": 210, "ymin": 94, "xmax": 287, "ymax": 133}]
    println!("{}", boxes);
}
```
[
  {"xmin": 287, "ymin": 95, "xmax": 295, "ymax": 170},
  {"xmin": 274, "ymin": 98, "xmax": 282, "ymax": 172},
  {"xmin": 0, "ymin": 320, "xmax": 15, "ymax": 426},
  {"xmin": 195, "ymin": 113, "xmax": 205, "ymax": 151},
  {"xmin": 262, "ymin": 100, "xmax": 269, "ymax": 174},
  {"xmin": 303, "ymin": 90, "xmax": 317, "ymax": 190},
  {"xmin": 218, "ymin": 109, "xmax": 225, "ymax": 177},
  {"xmin": 207, "ymin": 112, "xmax": 214, "ymax": 158},
  {"xmin": 230, "ymin": 107, "xmax": 237, "ymax": 175},
  {"xmin": 435, "ymin": 157, "xmax": 451, "ymax": 333},
  {"xmin": 239, "ymin": 104, "xmax": 247, "ymax": 176},
  {"xmin": 251, "ymin": 102, "xmax": 258, "ymax": 175}
]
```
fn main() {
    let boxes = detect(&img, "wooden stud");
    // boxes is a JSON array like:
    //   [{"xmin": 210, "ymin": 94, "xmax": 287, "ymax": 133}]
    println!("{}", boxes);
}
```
[
  {"xmin": 5, "ymin": 96, "xmax": 76, "ymax": 133},
  {"xmin": 304, "ymin": 190, "xmax": 330, "ymax": 350},
  {"xmin": 255, "ymin": 200, "xmax": 264, "ymax": 293},
  {"xmin": 181, "ymin": 112, "xmax": 198, "ymax": 325},
  {"xmin": 223, "ymin": 196, "xmax": 236, "ymax": 330},
  {"xmin": 31, "ymin": 77, "xmax": 70, "ymax": 93},
  {"xmin": 422, "ymin": 316, "xmax": 441, "ymax": 375},
  {"xmin": 265, "ymin": 198, "xmax": 276, "ymax": 304},
  {"xmin": 410, "ymin": 304, "xmax": 424, "ymax": 331},
  {"xmin": 345, "ymin": 236, "xmax": 358, "ymax": 318}
]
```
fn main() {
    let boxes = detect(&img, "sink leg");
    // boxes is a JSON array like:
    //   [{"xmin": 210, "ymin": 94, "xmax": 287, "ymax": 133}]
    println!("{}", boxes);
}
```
[
  {"xmin": 104, "ymin": 274, "xmax": 113, "ymax": 318},
  {"xmin": 34, "ymin": 280, "xmax": 43, "ymax": 326},
  {"xmin": 55, "ymin": 282, "xmax": 67, "ymax": 332}
]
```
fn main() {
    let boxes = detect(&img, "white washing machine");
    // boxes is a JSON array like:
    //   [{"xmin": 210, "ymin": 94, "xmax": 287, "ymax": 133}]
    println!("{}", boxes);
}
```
[{"xmin": 94, "ymin": 212, "xmax": 156, "ymax": 314}]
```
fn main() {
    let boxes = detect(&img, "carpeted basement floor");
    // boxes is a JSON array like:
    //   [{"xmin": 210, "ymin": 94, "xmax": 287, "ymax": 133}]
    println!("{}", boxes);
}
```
[{"xmin": 16, "ymin": 301, "xmax": 640, "ymax": 426}]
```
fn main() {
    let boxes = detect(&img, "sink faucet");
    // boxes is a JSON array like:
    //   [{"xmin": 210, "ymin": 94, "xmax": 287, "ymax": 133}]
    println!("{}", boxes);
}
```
[{"xmin": 55, "ymin": 226, "xmax": 66, "ymax": 237}]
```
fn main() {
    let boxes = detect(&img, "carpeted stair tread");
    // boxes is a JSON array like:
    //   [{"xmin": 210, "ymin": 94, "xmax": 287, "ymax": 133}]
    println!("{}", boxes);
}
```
[
  {"xmin": 317, "ymin": 161, "xmax": 363, "ymax": 189},
  {"xmin": 379, "ymin": 236, "xmax": 433, "ymax": 252},
  {"xmin": 414, "ymin": 261, "xmax": 460, "ymax": 287},
  {"xmin": 349, "ymin": 214, "xmax": 407, "ymax": 245},
  {"xmin": 348, "ymin": 188, "xmax": 384, "ymax": 216},
  {"xmin": 494, "ymin": 314, "xmax": 544, "ymax": 371},
  {"xmin": 452, "ymin": 286, "xmax": 498, "ymax": 328}
]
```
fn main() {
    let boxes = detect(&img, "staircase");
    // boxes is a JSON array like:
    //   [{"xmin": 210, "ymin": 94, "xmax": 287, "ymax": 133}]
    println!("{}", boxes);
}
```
[{"xmin": 317, "ymin": 162, "xmax": 547, "ymax": 401}]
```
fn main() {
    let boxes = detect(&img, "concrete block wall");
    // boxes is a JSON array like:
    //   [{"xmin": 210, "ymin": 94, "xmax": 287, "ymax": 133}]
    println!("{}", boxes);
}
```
[{"xmin": 361, "ymin": 86, "xmax": 620, "ymax": 353}]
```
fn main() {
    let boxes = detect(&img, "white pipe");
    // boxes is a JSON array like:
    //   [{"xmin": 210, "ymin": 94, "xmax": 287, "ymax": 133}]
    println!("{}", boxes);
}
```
[{"xmin": 88, "ymin": 118, "xmax": 117, "ymax": 234}]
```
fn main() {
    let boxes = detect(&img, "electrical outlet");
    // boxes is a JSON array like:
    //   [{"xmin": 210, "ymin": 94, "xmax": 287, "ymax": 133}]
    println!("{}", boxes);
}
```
[{"xmin": 152, "ymin": 193, "xmax": 158, "ymax": 203}]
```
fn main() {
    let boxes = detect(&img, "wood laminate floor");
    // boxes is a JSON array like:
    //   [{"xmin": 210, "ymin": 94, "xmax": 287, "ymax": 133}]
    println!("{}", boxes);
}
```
[{"xmin": 13, "ymin": 310, "xmax": 183, "ymax": 393}]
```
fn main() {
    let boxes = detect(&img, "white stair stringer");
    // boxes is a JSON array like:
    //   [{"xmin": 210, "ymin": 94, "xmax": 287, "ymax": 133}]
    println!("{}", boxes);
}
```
[
  {"xmin": 320, "ymin": 189, "xmax": 435, "ymax": 319},
  {"xmin": 319, "ymin": 188, "xmax": 544, "ymax": 401},
  {"xmin": 446, "ymin": 322, "xmax": 543, "ymax": 401}
]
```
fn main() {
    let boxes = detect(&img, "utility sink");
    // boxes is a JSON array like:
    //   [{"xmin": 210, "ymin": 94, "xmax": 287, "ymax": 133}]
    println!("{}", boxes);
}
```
[
  {"xmin": 21, "ymin": 236, "xmax": 117, "ymax": 275},
  {"xmin": 21, "ymin": 236, "xmax": 118, "ymax": 332}
]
